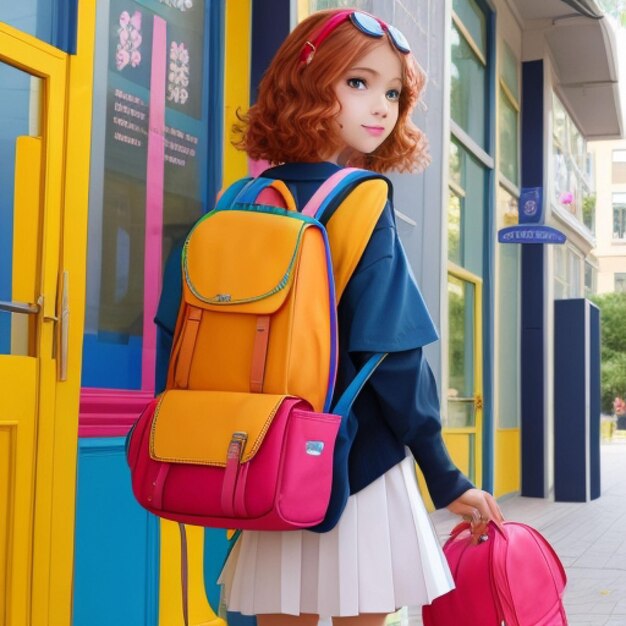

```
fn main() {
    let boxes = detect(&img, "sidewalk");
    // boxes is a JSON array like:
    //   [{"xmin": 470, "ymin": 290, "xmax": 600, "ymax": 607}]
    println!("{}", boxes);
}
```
[{"xmin": 418, "ymin": 439, "xmax": 626, "ymax": 626}]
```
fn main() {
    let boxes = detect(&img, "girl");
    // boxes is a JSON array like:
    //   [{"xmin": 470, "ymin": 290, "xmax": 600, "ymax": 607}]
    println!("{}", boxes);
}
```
[{"xmin": 218, "ymin": 8, "xmax": 503, "ymax": 626}]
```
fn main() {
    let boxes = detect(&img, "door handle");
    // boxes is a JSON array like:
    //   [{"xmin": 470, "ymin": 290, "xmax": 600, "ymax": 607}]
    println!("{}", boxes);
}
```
[
  {"xmin": 58, "ymin": 270, "xmax": 69, "ymax": 382},
  {"xmin": 0, "ymin": 273, "xmax": 69, "ymax": 382},
  {"xmin": 0, "ymin": 300, "xmax": 40, "ymax": 315},
  {"xmin": 42, "ymin": 273, "xmax": 70, "ymax": 381}
]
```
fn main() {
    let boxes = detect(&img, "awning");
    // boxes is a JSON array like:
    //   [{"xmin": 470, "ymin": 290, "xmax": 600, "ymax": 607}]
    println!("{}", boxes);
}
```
[{"xmin": 513, "ymin": 0, "xmax": 624, "ymax": 139}]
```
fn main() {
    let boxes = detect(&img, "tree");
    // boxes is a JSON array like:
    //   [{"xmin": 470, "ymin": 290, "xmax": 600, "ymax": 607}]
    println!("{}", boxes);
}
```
[{"xmin": 589, "ymin": 292, "xmax": 626, "ymax": 413}]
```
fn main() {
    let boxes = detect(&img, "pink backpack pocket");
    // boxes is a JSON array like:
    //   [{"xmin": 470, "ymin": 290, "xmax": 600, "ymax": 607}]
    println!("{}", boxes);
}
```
[{"xmin": 127, "ymin": 390, "xmax": 341, "ymax": 530}]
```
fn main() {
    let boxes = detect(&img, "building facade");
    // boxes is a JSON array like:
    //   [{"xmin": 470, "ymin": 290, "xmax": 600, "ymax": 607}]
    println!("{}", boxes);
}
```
[
  {"xmin": 588, "ymin": 139, "xmax": 626, "ymax": 294},
  {"xmin": 0, "ymin": 0, "xmax": 622, "ymax": 624}
]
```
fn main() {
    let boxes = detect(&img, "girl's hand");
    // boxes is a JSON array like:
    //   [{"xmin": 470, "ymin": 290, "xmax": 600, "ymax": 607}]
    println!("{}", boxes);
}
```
[{"xmin": 446, "ymin": 488, "xmax": 504, "ymax": 527}]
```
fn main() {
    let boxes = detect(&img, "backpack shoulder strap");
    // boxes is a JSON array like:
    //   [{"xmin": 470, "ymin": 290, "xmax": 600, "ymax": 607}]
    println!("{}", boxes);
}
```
[
  {"xmin": 302, "ymin": 168, "xmax": 390, "ymax": 303},
  {"xmin": 231, "ymin": 176, "xmax": 298, "ymax": 212},
  {"xmin": 215, "ymin": 177, "xmax": 252, "ymax": 211}
]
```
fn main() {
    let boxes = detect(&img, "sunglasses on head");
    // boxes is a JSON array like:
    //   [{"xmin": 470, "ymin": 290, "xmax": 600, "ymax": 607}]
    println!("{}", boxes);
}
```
[{"xmin": 299, "ymin": 10, "xmax": 411, "ymax": 66}]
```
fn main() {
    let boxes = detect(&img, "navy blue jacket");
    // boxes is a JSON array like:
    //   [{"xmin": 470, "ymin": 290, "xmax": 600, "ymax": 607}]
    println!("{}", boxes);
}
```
[{"xmin": 155, "ymin": 162, "xmax": 473, "ymax": 509}]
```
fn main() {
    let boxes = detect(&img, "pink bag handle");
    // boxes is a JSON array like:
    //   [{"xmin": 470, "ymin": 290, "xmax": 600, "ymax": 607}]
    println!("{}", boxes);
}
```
[
  {"xmin": 449, "ymin": 520, "xmax": 507, "ymax": 545},
  {"xmin": 300, "ymin": 167, "xmax": 361, "ymax": 217}
]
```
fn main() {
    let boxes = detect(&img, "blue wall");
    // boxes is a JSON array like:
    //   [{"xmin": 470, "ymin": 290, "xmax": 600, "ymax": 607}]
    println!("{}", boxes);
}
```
[{"xmin": 73, "ymin": 438, "xmax": 160, "ymax": 625}]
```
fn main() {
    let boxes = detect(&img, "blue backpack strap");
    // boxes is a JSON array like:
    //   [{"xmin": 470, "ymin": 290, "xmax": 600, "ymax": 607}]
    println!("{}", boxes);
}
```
[
  {"xmin": 229, "ymin": 176, "xmax": 298, "ymax": 212},
  {"xmin": 332, "ymin": 353, "xmax": 388, "ymax": 417},
  {"xmin": 214, "ymin": 177, "xmax": 253, "ymax": 211},
  {"xmin": 232, "ymin": 177, "xmax": 274, "ymax": 204}
]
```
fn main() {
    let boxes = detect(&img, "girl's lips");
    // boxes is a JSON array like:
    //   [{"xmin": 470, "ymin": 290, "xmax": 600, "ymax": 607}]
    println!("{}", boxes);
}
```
[{"xmin": 362, "ymin": 125, "xmax": 385, "ymax": 136}]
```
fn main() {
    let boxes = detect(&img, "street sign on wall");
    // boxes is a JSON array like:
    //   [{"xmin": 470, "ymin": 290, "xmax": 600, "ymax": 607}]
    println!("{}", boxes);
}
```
[{"xmin": 498, "ymin": 225, "xmax": 566, "ymax": 244}]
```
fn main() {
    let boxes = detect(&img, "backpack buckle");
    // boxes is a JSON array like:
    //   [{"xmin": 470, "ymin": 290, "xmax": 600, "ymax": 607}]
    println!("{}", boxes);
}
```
[{"xmin": 227, "ymin": 432, "xmax": 248, "ymax": 461}]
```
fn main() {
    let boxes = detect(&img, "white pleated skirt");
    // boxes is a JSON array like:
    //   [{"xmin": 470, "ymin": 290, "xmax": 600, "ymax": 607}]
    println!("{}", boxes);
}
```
[{"xmin": 218, "ymin": 454, "xmax": 454, "ymax": 618}]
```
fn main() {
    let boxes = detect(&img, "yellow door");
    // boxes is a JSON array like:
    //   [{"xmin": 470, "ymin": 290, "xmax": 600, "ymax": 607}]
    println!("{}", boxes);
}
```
[
  {"xmin": 444, "ymin": 264, "xmax": 483, "ymax": 487},
  {"xmin": 0, "ymin": 16, "xmax": 94, "ymax": 625}
]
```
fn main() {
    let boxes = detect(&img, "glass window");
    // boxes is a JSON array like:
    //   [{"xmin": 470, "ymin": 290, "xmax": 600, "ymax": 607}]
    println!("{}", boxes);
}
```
[
  {"xmin": 448, "ymin": 190, "xmax": 463, "ymax": 265},
  {"xmin": 553, "ymin": 245, "xmax": 567, "ymax": 300},
  {"xmin": 496, "ymin": 186, "xmax": 520, "ymax": 428},
  {"xmin": 0, "ymin": 63, "xmax": 42, "ymax": 356},
  {"xmin": 82, "ymin": 0, "xmax": 214, "ymax": 390},
  {"xmin": 500, "ymin": 41, "xmax": 518, "ymax": 100},
  {"xmin": 554, "ymin": 245, "xmax": 583, "ymax": 299},
  {"xmin": 583, "ymin": 193, "xmax": 596, "ymax": 234},
  {"xmin": 612, "ymin": 150, "xmax": 626, "ymax": 184},
  {"xmin": 615, "ymin": 273, "xmax": 626, "ymax": 293},
  {"xmin": 449, "ymin": 140, "xmax": 462, "ymax": 187},
  {"xmin": 1, "ymin": 1, "xmax": 77, "ymax": 52},
  {"xmin": 553, "ymin": 97, "xmax": 567, "ymax": 152},
  {"xmin": 498, "ymin": 40, "xmax": 519, "ymax": 187},
  {"xmin": 613, "ymin": 193, "xmax": 626, "ymax": 240},
  {"xmin": 446, "ymin": 274, "xmax": 476, "ymax": 428},
  {"xmin": 499, "ymin": 88, "xmax": 518, "ymax": 185},
  {"xmin": 0, "ymin": 0, "xmax": 56, "ymax": 43},
  {"xmin": 551, "ymin": 93, "xmax": 593, "ymax": 225},
  {"xmin": 452, "ymin": 0, "xmax": 487, "ymax": 56},
  {"xmin": 451, "ymin": 22, "xmax": 487, "ymax": 148},
  {"xmin": 568, "ymin": 248, "xmax": 582, "ymax": 298},
  {"xmin": 584, "ymin": 261, "xmax": 596, "ymax": 298},
  {"xmin": 498, "ymin": 187, "xmax": 518, "ymax": 227},
  {"xmin": 448, "ymin": 140, "xmax": 486, "ymax": 276}
]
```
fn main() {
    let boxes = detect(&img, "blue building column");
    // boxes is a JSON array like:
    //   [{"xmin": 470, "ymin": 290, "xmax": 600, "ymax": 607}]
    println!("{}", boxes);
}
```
[
  {"xmin": 251, "ymin": 0, "xmax": 290, "ymax": 98},
  {"xmin": 520, "ymin": 60, "xmax": 547, "ymax": 497}
]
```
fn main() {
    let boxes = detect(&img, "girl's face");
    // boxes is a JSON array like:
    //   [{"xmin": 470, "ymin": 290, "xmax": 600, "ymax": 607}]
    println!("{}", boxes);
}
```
[{"xmin": 329, "ymin": 42, "xmax": 402, "ymax": 165}]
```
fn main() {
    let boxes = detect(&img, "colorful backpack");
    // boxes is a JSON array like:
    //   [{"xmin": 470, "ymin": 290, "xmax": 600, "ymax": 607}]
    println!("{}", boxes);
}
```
[
  {"xmin": 126, "ymin": 167, "xmax": 390, "ymax": 532},
  {"xmin": 422, "ymin": 520, "xmax": 568, "ymax": 626}
]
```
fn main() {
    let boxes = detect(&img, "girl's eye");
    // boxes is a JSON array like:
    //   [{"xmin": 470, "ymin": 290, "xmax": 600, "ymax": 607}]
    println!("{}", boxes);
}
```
[
  {"xmin": 347, "ymin": 77, "xmax": 367, "ymax": 90},
  {"xmin": 386, "ymin": 89, "xmax": 401, "ymax": 102}
]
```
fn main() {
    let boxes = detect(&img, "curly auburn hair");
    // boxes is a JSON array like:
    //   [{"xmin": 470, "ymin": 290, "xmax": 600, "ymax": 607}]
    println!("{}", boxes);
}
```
[{"xmin": 232, "ymin": 10, "xmax": 430, "ymax": 173}]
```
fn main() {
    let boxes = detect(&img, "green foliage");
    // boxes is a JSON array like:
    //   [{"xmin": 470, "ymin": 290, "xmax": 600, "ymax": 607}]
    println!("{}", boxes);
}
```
[
  {"xmin": 589, "ymin": 292, "xmax": 626, "ymax": 412},
  {"xmin": 591, "ymin": 292, "xmax": 626, "ymax": 353},
  {"xmin": 582, "ymin": 194, "xmax": 596, "ymax": 232}
]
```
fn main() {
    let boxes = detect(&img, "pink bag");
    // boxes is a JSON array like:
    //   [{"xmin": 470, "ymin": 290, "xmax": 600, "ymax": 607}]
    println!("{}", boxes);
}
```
[
  {"xmin": 422, "ymin": 520, "xmax": 568, "ymax": 626},
  {"xmin": 126, "ymin": 391, "xmax": 342, "ymax": 530}
]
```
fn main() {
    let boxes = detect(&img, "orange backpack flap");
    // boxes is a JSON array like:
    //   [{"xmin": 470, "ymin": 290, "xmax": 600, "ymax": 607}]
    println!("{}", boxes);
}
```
[
  {"xmin": 171, "ymin": 206, "xmax": 333, "ymax": 411},
  {"xmin": 150, "ymin": 389, "xmax": 289, "ymax": 465},
  {"xmin": 184, "ymin": 209, "xmax": 305, "ymax": 312}
]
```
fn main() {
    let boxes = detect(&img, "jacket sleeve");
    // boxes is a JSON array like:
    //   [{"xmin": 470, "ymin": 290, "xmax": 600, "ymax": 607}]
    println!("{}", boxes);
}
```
[
  {"xmin": 341, "ymin": 200, "xmax": 474, "ymax": 508},
  {"xmin": 365, "ymin": 347, "xmax": 475, "ymax": 508}
]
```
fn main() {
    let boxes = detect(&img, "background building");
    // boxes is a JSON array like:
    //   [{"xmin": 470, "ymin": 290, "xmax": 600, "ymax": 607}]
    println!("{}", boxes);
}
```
[
  {"xmin": 0, "ymin": 0, "xmax": 622, "ymax": 624},
  {"xmin": 588, "ymin": 139, "xmax": 626, "ymax": 293}
]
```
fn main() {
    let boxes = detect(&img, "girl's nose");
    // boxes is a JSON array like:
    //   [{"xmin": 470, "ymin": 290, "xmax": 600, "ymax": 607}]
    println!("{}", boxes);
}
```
[{"xmin": 372, "ymin": 94, "xmax": 389, "ymax": 117}]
